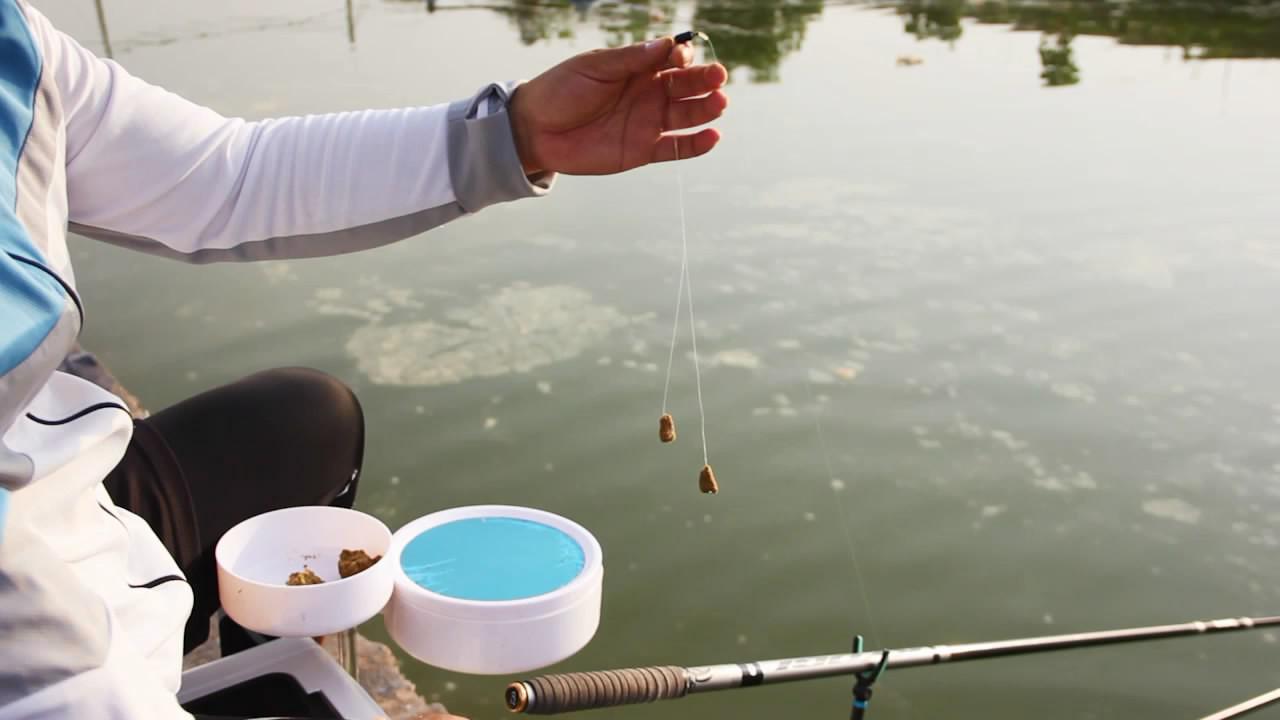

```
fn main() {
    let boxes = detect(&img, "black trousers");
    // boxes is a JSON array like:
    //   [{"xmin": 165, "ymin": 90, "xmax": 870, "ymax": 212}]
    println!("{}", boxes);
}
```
[{"xmin": 103, "ymin": 367, "xmax": 365, "ymax": 654}]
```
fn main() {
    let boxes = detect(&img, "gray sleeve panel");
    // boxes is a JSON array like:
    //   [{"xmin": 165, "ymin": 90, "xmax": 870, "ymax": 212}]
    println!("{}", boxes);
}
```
[
  {"xmin": 0, "ymin": 449, "xmax": 34, "ymax": 496},
  {"xmin": 0, "ymin": 521, "xmax": 110, "ymax": 708},
  {"xmin": 67, "ymin": 200, "xmax": 464, "ymax": 264},
  {"xmin": 0, "ymin": 303, "xmax": 77, "ymax": 491},
  {"xmin": 446, "ymin": 81, "xmax": 554, "ymax": 214}
]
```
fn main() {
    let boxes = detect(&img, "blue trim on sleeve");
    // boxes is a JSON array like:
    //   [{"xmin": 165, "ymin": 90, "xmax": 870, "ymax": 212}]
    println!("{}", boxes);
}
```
[
  {"xmin": 0, "ymin": 0, "xmax": 39, "ymax": 206},
  {"xmin": 0, "ymin": 0, "xmax": 66, "ymax": 376},
  {"xmin": 0, "ymin": 488, "xmax": 8, "ymax": 543}
]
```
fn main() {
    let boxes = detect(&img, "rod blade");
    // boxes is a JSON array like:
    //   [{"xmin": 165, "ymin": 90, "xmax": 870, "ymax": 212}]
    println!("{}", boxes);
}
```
[{"xmin": 1200, "ymin": 688, "xmax": 1280, "ymax": 720}]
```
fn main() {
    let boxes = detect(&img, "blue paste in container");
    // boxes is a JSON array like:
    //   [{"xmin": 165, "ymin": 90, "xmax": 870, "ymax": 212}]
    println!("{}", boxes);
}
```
[{"xmin": 400, "ymin": 517, "xmax": 586, "ymax": 601}]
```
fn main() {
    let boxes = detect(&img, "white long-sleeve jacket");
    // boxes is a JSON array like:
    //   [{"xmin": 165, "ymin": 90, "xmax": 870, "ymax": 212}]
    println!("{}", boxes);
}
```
[{"xmin": 0, "ymin": 1, "xmax": 551, "ymax": 717}]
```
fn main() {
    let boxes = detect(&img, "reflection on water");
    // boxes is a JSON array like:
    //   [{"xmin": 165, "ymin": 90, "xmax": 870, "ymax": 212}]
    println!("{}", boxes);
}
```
[
  {"xmin": 478, "ymin": 0, "xmax": 581, "ymax": 45},
  {"xmin": 901, "ymin": 0, "xmax": 962, "ymax": 42},
  {"xmin": 91, "ymin": 0, "xmax": 1280, "ymax": 84},
  {"xmin": 91, "ymin": 6, "xmax": 351, "ymax": 56},
  {"xmin": 896, "ymin": 0, "xmax": 1280, "ymax": 86},
  {"xmin": 596, "ymin": 0, "xmax": 674, "ymax": 45},
  {"xmin": 1039, "ymin": 32, "xmax": 1079, "ymax": 86},
  {"xmin": 450, "ymin": 0, "xmax": 1280, "ymax": 83},
  {"xmin": 693, "ymin": 0, "xmax": 824, "ymax": 81},
  {"xmin": 956, "ymin": 0, "xmax": 1280, "ymax": 60}
]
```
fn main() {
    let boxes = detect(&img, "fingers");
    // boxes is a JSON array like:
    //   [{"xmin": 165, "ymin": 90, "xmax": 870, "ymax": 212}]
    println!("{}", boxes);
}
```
[
  {"xmin": 665, "ymin": 90, "xmax": 728, "ymax": 131},
  {"xmin": 666, "ymin": 41, "xmax": 694, "ymax": 70},
  {"xmin": 581, "ymin": 37, "xmax": 675, "ymax": 81},
  {"xmin": 662, "ymin": 63, "xmax": 729, "ymax": 100},
  {"xmin": 650, "ymin": 128, "xmax": 721, "ymax": 164}
]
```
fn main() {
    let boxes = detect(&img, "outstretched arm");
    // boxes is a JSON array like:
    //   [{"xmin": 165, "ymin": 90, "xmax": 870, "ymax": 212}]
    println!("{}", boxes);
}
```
[
  {"xmin": 25, "ymin": 5, "xmax": 725, "ymax": 264},
  {"xmin": 24, "ymin": 3, "xmax": 544, "ymax": 263}
]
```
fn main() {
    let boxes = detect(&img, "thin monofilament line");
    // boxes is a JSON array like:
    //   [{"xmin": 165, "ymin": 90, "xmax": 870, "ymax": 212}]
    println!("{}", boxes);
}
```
[
  {"xmin": 660, "ymin": 70, "xmax": 687, "ymax": 419},
  {"xmin": 660, "ymin": 249, "xmax": 686, "ymax": 416},
  {"xmin": 674, "ymin": 136, "xmax": 709, "ymax": 465},
  {"xmin": 804, "ymin": 377, "xmax": 881, "ymax": 649},
  {"xmin": 682, "ymin": 227, "xmax": 709, "ymax": 466},
  {"xmin": 701, "ymin": 33, "xmax": 721, "ymax": 69},
  {"xmin": 685, "ymin": 34, "xmax": 716, "ymax": 467}
]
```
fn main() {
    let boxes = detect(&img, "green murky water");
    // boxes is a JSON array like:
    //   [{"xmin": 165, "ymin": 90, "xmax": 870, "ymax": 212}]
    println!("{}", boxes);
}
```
[{"xmin": 47, "ymin": 1, "xmax": 1280, "ymax": 717}]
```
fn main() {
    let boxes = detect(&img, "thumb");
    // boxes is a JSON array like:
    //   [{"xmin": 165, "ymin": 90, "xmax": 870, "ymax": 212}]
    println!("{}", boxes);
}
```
[{"xmin": 580, "ymin": 37, "xmax": 674, "ymax": 80}]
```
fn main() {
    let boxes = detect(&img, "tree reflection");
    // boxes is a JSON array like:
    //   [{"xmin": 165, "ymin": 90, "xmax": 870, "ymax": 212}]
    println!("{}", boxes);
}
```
[
  {"xmin": 418, "ymin": 0, "xmax": 824, "ymax": 81},
  {"xmin": 397, "ymin": 0, "xmax": 1280, "ymax": 83},
  {"xmin": 490, "ymin": 0, "xmax": 577, "ymax": 44},
  {"xmin": 894, "ymin": 0, "xmax": 1280, "ymax": 86},
  {"xmin": 690, "ymin": 0, "xmax": 823, "ymax": 82},
  {"xmin": 579, "ymin": 0, "xmax": 825, "ymax": 82},
  {"xmin": 386, "ymin": 0, "xmax": 578, "ymax": 43},
  {"xmin": 1039, "ymin": 33, "xmax": 1079, "ymax": 86},
  {"xmin": 597, "ymin": 0, "xmax": 677, "ymax": 46},
  {"xmin": 967, "ymin": 0, "xmax": 1280, "ymax": 60},
  {"xmin": 88, "ymin": 0, "xmax": 1280, "ymax": 76},
  {"xmin": 900, "ymin": 0, "xmax": 963, "ymax": 43}
]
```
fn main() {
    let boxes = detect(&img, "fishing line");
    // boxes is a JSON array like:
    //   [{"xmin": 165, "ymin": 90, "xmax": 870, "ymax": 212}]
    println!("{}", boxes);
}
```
[
  {"xmin": 684, "ymin": 32, "xmax": 717, "ymax": 470},
  {"xmin": 676, "ymin": 160, "xmax": 708, "ymax": 467},
  {"xmin": 657, "ymin": 27, "xmax": 880, "ymax": 651},
  {"xmin": 804, "ymin": 375, "xmax": 883, "ymax": 650},
  {"xmin": 659, "ymin": 32, "xmax": 717, "ymax": 493},
  {"xmin": 659, "ymin": 211, "xmax": 687, "ymax": 419}
]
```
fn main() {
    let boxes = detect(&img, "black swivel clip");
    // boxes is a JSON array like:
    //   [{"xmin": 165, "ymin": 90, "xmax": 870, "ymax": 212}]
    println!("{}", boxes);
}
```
[{"xmin": 849, "ymin": 634, "xmax": 889, "ymax": 720}]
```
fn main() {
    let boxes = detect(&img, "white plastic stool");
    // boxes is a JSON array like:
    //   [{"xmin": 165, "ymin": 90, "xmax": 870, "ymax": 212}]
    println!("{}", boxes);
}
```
[{"xmin": 178, "ymin": 637, "xmax": 384, "ymax": 719}]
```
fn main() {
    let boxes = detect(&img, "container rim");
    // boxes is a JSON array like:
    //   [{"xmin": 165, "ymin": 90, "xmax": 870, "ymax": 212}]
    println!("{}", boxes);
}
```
[
  {"xmin": 215, "ymin": 505, "xmax": 393, "ymax": 592},
  {"xmin": 388, "ymin": 505, "xmax": 603, "ymax": 617}
]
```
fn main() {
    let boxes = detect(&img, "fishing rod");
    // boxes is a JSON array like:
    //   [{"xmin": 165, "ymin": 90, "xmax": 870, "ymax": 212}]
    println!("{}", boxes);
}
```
[
  {"xmin": 504, "ymin": 614, "xmax": 1280, "ymax": 716},
  {"xmin": 1201, "ymin": 687, "xmax": 1280, "ymax": 720}
]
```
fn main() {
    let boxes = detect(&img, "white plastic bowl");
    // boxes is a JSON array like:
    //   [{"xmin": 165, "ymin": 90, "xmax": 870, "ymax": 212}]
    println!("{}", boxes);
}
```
[
  {"xmin": 216, "ymin": 506, "xmax": 394, "ymax": 637},
  {"xmin": 384, "ymin": 505, "xmax": 604, "ymax": 675}
]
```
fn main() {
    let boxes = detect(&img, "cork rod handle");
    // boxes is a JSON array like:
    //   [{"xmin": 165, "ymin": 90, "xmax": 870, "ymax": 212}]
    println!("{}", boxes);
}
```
[{"xmin": 506, "ymin": 666, "xmax": 690, "ymax": 714}]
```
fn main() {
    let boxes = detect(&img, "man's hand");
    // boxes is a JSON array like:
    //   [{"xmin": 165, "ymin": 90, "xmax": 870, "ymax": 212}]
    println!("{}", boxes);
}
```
[{"xmin": 509, "ymin": 37, "xmax": 729, "ymax": 175}]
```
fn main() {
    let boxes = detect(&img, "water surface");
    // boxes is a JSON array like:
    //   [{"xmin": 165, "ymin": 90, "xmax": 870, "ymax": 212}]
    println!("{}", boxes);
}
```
[{"xmin": 47, "ymin": 0, "xmax": 1280, "ymax": 717}]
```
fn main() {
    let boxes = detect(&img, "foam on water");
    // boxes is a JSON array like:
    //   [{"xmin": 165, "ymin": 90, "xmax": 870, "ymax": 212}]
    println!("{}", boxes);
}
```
[{"xmin": 323, "ymin": 284, "xmax": 632, "ymax": 387}]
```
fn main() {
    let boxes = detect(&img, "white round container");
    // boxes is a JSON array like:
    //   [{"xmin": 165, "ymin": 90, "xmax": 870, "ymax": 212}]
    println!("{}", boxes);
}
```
[
  {"xmin": 384, "ymin": 505, "xmax": 603, "ymax": 675},
  {"xmin": 216, "ymin": 506, "xmax": 394, "ymax": 637}
]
